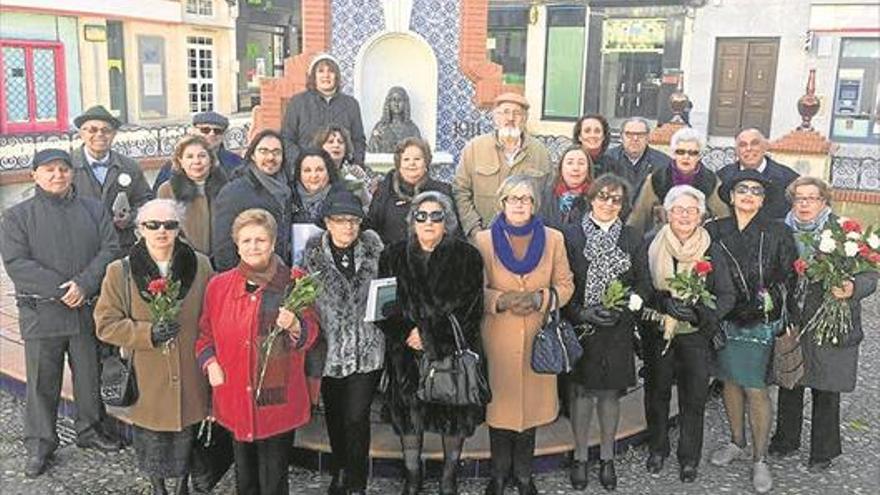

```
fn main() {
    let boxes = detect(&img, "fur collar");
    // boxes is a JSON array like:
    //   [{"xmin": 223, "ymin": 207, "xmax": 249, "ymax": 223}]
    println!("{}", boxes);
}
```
[
  {"xmin": 402, "ymin": 235, "xmax": 477, "ymax": 317},
  {"xmin": 169, "ymin": 167, "xmax": 227, "ymax": 203},
  {"xmin": 305, "ymin": 229, "xmax": 383, "ymax": 282},
  {"xmin": 129, "ymin": 238, "xmax": 198, "ymax": 303}
]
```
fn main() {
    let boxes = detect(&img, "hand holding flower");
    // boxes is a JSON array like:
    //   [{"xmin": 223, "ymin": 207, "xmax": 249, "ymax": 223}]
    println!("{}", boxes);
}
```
[{"xmin": 831, "ymin": 280, "xmax": 854, "ymax": 300}]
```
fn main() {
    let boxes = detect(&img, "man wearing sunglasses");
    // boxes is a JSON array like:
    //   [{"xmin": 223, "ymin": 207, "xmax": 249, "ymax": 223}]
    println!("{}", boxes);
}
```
[
  {"xmin": 716, "ymin": 128, "xmax": 800, "ymax": 220},
  {"xmin": 151, "ymin": 111, "xmax": 243, "ymax": 193},
  {"xmin": 2, "ymin": 149, "xmax": 122, "ymax": 478},
  {"xmin": 71, "ymin": 105, "xmax": 153, "ymax": 252}
]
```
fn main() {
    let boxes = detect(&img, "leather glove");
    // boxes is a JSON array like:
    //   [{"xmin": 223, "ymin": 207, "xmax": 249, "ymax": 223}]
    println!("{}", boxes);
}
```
[
  {"xmin": 151, "ymin": 320, "xmax": 180, "ymax": 345},
  {"xmin": 581, "ymin": 305, "xmax": 620, "ymax": 327},
  {"xmin": 663, "ymin": 298, "xmax": 699, "ymax": 325},
  {"xmin": 497, "ymin": 292, "xmax": 527, "ymax": 312},
  {"xmin": 509, "ymin": 291, "xmax": 542, "ymax": 316}
]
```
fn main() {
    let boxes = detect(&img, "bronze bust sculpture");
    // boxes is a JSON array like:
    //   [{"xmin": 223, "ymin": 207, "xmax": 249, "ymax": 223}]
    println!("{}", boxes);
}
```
[{"xmin": 368, "ymin": 86, "xmax": 422, "ymax": 153}]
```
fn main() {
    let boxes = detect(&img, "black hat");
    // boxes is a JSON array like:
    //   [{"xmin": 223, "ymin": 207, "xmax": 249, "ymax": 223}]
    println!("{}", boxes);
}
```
[
  {"xmin": 720, "ymin": 169, "xmax": 774, "ymax": 204},
  {"xmin": 74, "ymin": 105, "xmax": 121, "ymax": 130},
  {"xmin": 321, "ymin": 191, "xmax": 365, "ymax": 219},
  {"xmin": 192, "ymin": 111, "xmax": 229, "ymax": 130},
  {"xmin": 32, "ymin": 148, "xmax": 72, "ymax": 170}
]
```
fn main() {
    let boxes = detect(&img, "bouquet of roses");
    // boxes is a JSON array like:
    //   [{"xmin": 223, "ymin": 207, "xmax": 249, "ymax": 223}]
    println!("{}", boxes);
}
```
[
  {"xmin": 794, "ymin": 217, "xmax": 880, "ymax": 346},
  {"xmin": 661, "ymin": 259, "xmax": 716, "ymax": 354},
  {"xmin": 600, "ymin": 280, "xmax": 644, "ymax": 313},
  {"xmin": 145, "ymin": 277, "xmax": 182, "ymax": 322},
  {"xmin": 255, "ymin": 267, "xmax": 322, "ymax": 401}
]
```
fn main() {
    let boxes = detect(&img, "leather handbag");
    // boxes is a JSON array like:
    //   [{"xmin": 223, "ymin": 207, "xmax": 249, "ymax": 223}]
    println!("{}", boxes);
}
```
[
  {"xmin": 416, "ymin": 314, "xmax": 491, "ymax": 407},
  {"xmin": 100, "ymin": 257, "xmax": 139, "ymax": 407},
  {"xmin": 772, "ymin": 286, "xmax": 805, "ymax": 389},
  {"xmin": 531, "ymin": 287, "xmax": 584, "ymax": 375}
]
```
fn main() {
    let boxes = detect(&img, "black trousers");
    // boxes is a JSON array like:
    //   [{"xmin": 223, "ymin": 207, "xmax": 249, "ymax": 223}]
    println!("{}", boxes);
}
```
[
  {"xmin": 232, "ymin": 430, "xmax": 295, "ymax": 495},
  {"xmin": 643, "ymin": 330, "xmax": 710, "ymax": 466},
  {"xmin": 24, "ymin": 333, "xmax": 103, "ymax": 456},
  {"xmin": 772, "ymin": 386, "xmax": 841, "ymax": 463},
  {"xmin": 488, "ymin": 427, "xmax": 536, "ymax": 483},
  {"xmin": 321, "ymin": 370, "xmax": 381, "ymax": 491}
]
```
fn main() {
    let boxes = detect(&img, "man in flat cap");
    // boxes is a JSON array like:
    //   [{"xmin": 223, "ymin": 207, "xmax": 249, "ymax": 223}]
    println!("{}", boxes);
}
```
[
  {"xmin": 1, "ymin": 149, "xmax": 122, "ymax": 478},
  {"xmin": 71, "ymin": 105, "xmax": 153, "ymax": 251},
  {"xmin": 151, "ymin": 110, "xmax": 243, "ymax": 192},
  {"xmin": 452, "ymin": 92, "xmax": 552, "ymax": 239}
]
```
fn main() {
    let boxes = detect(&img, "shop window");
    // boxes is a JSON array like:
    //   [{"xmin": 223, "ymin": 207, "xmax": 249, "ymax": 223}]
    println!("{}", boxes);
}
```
[
  {"xmin": 488, "ymin": 5, "xmax": 529, "ymax": 87},
  {"xmin": 186, "ymin": 0, "xmax": 214, "ymax": 17},
  {"xmin": 187, "ymin": 36, "xmax": 215, "ymax": 113},
  {"xmin": 542, "ymin": 6, "xmax": 586, "ymax": 120},
  {"xmin": 831, "ymin": 38, "xmax": 880, "ymax": 143},
  {"xmin": 0, "ymin": 40, "xmax": 67, "ymax": 134}
]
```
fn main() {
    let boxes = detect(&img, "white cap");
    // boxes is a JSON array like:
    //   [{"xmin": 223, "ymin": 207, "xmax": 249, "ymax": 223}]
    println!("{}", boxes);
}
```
[{"xmin": 309, "ymin": 53, "xmax": 340, "ymax": 75}]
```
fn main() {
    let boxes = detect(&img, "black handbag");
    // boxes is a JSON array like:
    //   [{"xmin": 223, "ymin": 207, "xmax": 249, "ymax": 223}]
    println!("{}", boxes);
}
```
[
  {"xmin": 190, "ymin": 418, "xmax": 234, "ymax": 492},
  {"xmin": 416, "ymin": 314, "xmax": 491, "ymax": 407},
  {"xmin": 100, "ymin": 257, "xmax": 139, "ymax": 407},
  {"xmin": 531, "ymin": 287, "xmax": 584, "ymax": 375}
]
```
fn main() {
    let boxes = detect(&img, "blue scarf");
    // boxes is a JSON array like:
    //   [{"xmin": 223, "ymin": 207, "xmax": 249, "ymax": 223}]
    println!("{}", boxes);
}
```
[
  {"xmin": 784, "ymin": 207, "xmax": 831, "ymax": 257},
  {"xmin": 491, "ymin": 214, "xmax": 546, "ymax": 275}
]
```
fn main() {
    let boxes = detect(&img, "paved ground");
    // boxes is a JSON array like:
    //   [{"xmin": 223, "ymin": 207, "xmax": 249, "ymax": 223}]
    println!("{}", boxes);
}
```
[{"xmin": 1, "ymin": 292, "xmax": 878, "ymax": 495}]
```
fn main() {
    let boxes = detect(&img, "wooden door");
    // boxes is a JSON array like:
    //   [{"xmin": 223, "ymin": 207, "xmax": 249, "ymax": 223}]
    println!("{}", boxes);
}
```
[{"xmin": 710, "ymin": 38, "xmax": 779, "ymax": 137}]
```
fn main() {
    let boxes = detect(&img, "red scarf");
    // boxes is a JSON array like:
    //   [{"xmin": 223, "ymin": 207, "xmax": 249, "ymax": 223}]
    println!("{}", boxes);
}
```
[{"xmin": 554, "ymin": 178, "xmax": 591, "ymax": 198}]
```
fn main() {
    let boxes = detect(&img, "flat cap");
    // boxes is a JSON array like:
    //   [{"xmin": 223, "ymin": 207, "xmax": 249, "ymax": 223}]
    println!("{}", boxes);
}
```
[
  {"xmin": 74, "ymin": 105, "xmax": 121, "ymax": 130},
  {"xmin": 192, "ymin": 111, "xmax": 230, "ymax": 130},
  {"xmin": 32, "ymin": 148, "xmax": 72, "ymax": 170},
  {"xmin": 493, "ymin": 92, "xmax": 530, "ymax": 110}
]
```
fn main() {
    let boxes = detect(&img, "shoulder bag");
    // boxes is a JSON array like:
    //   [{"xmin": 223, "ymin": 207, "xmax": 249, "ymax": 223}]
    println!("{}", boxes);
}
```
[
  {"xmin": 100, "ymin": 257, "xmax": 140, "ymax": 407},
  {"xmin": 416, "ymin": 313, "xmax": 491, "ymax": 407},
  {"xmin": 531, "ymin": 287, "xmax": 584, "ymax": 374}
]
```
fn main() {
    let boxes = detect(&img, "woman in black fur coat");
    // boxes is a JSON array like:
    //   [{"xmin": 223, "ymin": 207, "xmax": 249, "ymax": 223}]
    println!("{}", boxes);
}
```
[{"xmin": 377, "ymin": 191, "xmax": 485, "ymax": 495}]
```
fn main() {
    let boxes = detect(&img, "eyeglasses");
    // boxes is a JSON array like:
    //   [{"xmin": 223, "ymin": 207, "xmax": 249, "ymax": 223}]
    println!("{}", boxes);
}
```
[
  {"xmin": 141, "ymin": 220, "xmax": 180, "ymax": 231},
  {"xmin": 82, "ymin": 126, "xmax": 114, "ymax": 136},
  {"xmin": 793, "ymin": 196, "xmax": 824, "ymax": 205},
  {"xmin": 414, "ymin": 210, "xmax": 446, "ymax": 223},
  {"xmin": 595, "ymin": 191, "xmax": 624, "ymax": 205},
  {"xmin": 328, "ymin": 216, "xmax": 362, "ymax": 227},
  {"xmin": 734, "ymin": 184, "xmax": 765, "ymax": 197},
  {"xmin": 673, "ymin": 149, "xmax": 701, "ymax": 157},
  {"xmin": 197, "ymin": 126, "xmax": 225, "ymax": 136},
  {"xmin": 669, "ymin": 206, "xmax": 701, "ymax": 217},
  {"xmin": 495, "ymin": 109, "xmax": 525, "ymax": 119},
  {"xmin": 503, "ymin": 195, "xmax": 534, "ymax": 206},
  {"xmin": 623, "ymin": 131, "xmax": 648, "ymax": 139},
  {"xmin": 256, "ymin": 147, "xmax": 283, "ymax": 157}
]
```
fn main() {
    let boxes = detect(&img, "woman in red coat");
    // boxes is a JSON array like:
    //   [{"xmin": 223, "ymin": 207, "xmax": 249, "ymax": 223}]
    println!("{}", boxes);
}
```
[{"xmin": 196, "ymin": 208, "xmax": 318, "ymax": 495}]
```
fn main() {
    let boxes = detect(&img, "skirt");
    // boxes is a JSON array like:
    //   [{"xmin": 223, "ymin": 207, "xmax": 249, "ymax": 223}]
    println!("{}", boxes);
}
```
[
  {"xmin": 132, "ymin": 424, "xmax": 196, "ymax": 477},
  {"xmin": 715, "ymin": 319, "xmax": 780, "ymax": 389}
]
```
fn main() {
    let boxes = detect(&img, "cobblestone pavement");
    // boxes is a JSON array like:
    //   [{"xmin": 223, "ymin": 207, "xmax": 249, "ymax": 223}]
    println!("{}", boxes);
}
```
[{"xmin": 1, "ymin": 293, "xmax": 877, "ymax": 495}]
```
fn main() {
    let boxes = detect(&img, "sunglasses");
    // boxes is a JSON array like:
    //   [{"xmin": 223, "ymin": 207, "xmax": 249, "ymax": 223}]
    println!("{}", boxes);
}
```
[
  {"xmin": 673, "ymin": 149, "xmax": 701, "ymax": 157},
  {"xmin": 595, "ymin": 191, "xmax": 624, "ymax": 205},
  {"xmin": 734, "ymin": 184, "xmax": 765, "ymax": 196},
  {"xmin": 198, "ymin": 126, "xmax": 225, "ymax": 136},
  {"xmin": 141, "ymin": 220, "xmax": 180, "ymax": 231},
  {"xmin": 414, "ymin": 210, "xmax": 446, "ymax": 223},
  {"xmin": 82, "ymin": 126, "xmax": 114, "ymax": 136}
]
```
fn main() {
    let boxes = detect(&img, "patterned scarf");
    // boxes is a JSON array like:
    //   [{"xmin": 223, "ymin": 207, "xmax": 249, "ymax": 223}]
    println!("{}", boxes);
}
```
[
  {"xmin": 554, "ymin": 179, "xmax": 590, "ymax": 215},
  {"xmin": 784, "ymin": 206, "xmax": 831, "ymax": 257},
  {"xmin": 581, "ymin": 215, "xmax": 631, "ymax": 306},
  {"xmin": 491, "ymin": 214, "xmax": 546, "ymax": 275}
]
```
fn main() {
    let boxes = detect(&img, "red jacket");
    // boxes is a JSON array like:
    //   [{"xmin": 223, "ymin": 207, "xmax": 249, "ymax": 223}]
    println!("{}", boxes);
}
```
[{"xmin": 196, "ymin": 268, "xmax": 318, "ymax": 442}]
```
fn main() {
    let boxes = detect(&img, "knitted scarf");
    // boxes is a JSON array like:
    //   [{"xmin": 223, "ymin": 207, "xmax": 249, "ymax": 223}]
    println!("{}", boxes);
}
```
[
  {"xmin": 491, "ymin": 214, "xmax": 546, "ymax": 275},
  {"xmin": 784, "ymin": 206, "xmax": 832, "ymax": 257},
  {"xmin": 647, "ymin": 224, "xmax": 712, "ymax": 295},
  {"xmin": 296, "ymin": 181, "xmax": 332, "ymax": 222},
  {"xmin": 249, "ymin": 163, "xmax": 292, "ymax": 211},
  {"xmin": 581, "ymin": 216, "xmax": 631, "ymax": 306}
]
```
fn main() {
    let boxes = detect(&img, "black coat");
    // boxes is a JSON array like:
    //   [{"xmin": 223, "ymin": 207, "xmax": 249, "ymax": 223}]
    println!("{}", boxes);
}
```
[
  {"xmin": 600, "ymin": 145, "xmax": 673, "ymax": 202},
  {"xmin": 367, "ymin": 171, "xmax": 454, "ymax": 246},
  {"xmin": 0, "ymin": 186, "xmax": 120, "ymax": 339},
  {"xmin": 562, "ymin": 222, "xmax": 644, "ymax": 390},
  {"xmin": 281, "ymin": 89, "xmax": 367, "ymax": 165},
  {"xmin": 376, "ymin": 236, "xmax": 485, "ymax": 435},
  {"xmin": 716, "ymin": 156, "xmax": 799, "ymax": 220},
  {"xmin": 538, "ymin": 181, "xmax": 590, "ymax": 231}
]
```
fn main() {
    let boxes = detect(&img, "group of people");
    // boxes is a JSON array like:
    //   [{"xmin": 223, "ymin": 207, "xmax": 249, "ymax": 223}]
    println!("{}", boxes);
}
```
[{"xmin": 1, "ymin": 51, "xmax": 876, "ymax": 495}]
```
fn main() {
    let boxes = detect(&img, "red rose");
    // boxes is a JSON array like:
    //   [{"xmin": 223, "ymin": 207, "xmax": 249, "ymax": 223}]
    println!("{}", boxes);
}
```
[
  {"xmin": 147, "ymin": 277, "xmax": 168, "ymax": 296},
  {"xmin": 793, "ymin": 258, "xmax": 808, "ymax": 276},
  {"xmin": 842, "ymin": 219, "xmax": 862, "ymax": 234},
  {"xmin": 290, "ymin": 266, "xmax": 308, "ymax": 280},
  {"xmin": 858, "ymin": 243, "xmax": 871, "ymax": 257},
  {"xmin": 694, "ymin": 261, "xmax": 713, "ymax": 276},
  {"xmin": 868, "ymin": 251, "xmax": 880, "ymax": 264}
]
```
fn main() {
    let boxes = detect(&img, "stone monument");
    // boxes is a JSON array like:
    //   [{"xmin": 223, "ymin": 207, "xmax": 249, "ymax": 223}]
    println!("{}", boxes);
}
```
[{"xmin": 367, "ymin": 86, "xmax": 422, "ymax": 152}]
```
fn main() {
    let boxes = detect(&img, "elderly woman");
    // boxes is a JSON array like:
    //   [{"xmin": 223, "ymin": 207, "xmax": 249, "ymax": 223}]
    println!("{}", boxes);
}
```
[
  {"xmin": 475, "ymin": 175, "xmax": 574, "ymax": 495},
  {"xmin": 291, "ymin": 148, "xmax": 347, "ymax": 224},
  {"xmin": 561, "ymin": 174, "xmax": 644, "ymax": 491},
  {"xmin": 313, "ymin": 125, "xmax": 380, "ymax": 203},
  {"xmin": 282, "ymin": 53, "xmax": 366, "ymax": 165},
  {"xmin": 196, "ymin": 208, "xmax": 319, "ymax": 495},
  {"xmin": 572, "ymin": 114, "xmax": 613, "ymax": 176},
  {"xmin": 94, "ymin": 199, "xmax": 214, "ymax": 495},
  {"xmin": 377, "ymin": 191, "xmax": 485, "ymax": 495},
  {"xmin": 706, "ymin": 170, "xmax": 799, "ymax": 494},
  {"xmin": 368, "ymin": 137, "xmax": 454, "ymax": 245},
  {"xmin": 157, "ymin": 135, "xmax": 227, "ymax": 256},
  {"xmin": 539, "ymin": 145, "xmax": 593, "ymax": 229},
  {"xmin": 639, "ymin": 185, "xmax": 735, "ymax": 483},
  {"xmin": 303, "ymin": 191, "xmax": 385, "ymax": 495},
  {"xmin": 628, "ymin": 128, "xmax": 729, "ymax": 239},
  {"xmin": 769, "ymin": 177, "xmax": 878, "ymax": 471}
]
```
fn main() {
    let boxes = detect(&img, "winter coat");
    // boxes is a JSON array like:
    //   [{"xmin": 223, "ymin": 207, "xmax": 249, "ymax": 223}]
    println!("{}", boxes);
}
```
[
  {"xmin": 93, "ymin": 240, "xmax": 212, "ymax": 431},
  {"xmin": 376, "ymin": 236, "xmax": 486, "ymax": 436},
  {"xmin": 452, "ymin": 133, "xmax": 552, "ymax": 237},
  {"xmin": 303, "ymin": 230, "xmax": 386, "ymax": 378},
  {"xmin": 156, "ymin": 166, "xmax": 228, "ymax": 256},
  {"xmin": 282, "ymin": 89, "xmax": 367, "ymax": 165},
  {"xmin": 627, "ymin": 163, "xmax": 729, "ymax": 240},
  {"xmin": 152, "ymin": 146, "xmax": 243, "ymax": 193},
  {"xmin": 195, "ymin": 265, "xmax": 319, "ymax": 442},
  {"xmin": 367, "ymin": 170, "xmax": 454, "ymax": 245},
  {"xmin": 71, "ymin": 146, "xmax": 154, "ymax": 251},
  {"xmin": 538, "ymin": 180, "xmax": 590, "ymax": 231},
  {"xmin": 211, "ymin": 168, "xmax": 294, "ymax": 271},
  {"xmin": 474, "ymin": 226, "xmax": 574, "ymax": 432},
  {"xmin": 716, "ymin": 156, "xmax": 800, "ymax": 220},
  {"xmin": 599, "ymin": 145, "xmax": 673, "ymax": 204},
  {"xmin": 562, "ymin": 221, "xmax": 644, "ymax": 390},
  {"xmin": 0, "ymin": 186, "xmax": 119, "ymax": 340}
]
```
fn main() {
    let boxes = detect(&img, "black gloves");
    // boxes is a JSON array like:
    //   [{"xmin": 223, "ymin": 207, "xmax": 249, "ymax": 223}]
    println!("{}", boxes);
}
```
[
  {"xmin": 151, "ymin": 320, "xmax": 180, "ymax": 346},
  {"xmin": 663, "ymin": 298, "xmax": 699, "ymax": 325},
  {"xmin": 581, "ymin": 305, "xmax": 621, "ymax": 327}
]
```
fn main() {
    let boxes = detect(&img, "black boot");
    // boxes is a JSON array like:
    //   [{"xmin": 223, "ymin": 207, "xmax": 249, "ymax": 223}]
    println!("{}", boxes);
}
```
[
  {"xmin": 515, "ymin": 477, "xmax": 538, "ymax": 495},
  {"xmin": 328, "ymin": 471, "xmax": 345, "ymax": 495},
  {"xmin": 484, "ymin": 477, "xmax": 506, "ymax": 495},
  {"xmin": 149, "ymin": 476, "xmax": 168, "ymax": 495},
  {"xmin": 599, "ymin": 460, "xmax": 617, "ymax": 491},
  {"xmin": 401, "ymin": 467, "xmax": 422, "ymax": 495},
  {"xmin": 173, "ymin": 474, "xmax": 189, "ymax": 495},
  {"xmin": 570, "ymin": 459, "xmax": 588, "ymax": 490},
  {"xmin": 439, "ymin": 466, "xmax": 458, "ymax": 495}
]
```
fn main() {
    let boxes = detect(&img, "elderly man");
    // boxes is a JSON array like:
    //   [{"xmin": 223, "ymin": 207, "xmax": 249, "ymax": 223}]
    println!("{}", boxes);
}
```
[
  {"xmin": 601, "ymin": 117, "xmax": 673, "ymax": 204},
  {"xmin": 151, "ymin": 110, "xmax": 243, "ymax": 192},
  {"xmin": 1, "ymin": 149, "xmax": 122, "ymax": 478},
  {"xmin": 452, "ymin": 92, "xmax": 552, "ymax": 238},
  {"xmin": 716, "ymin": 128, "xmax": 799, "ymax": 219},
  {"xmin": 71, "ymin": 105, "xmax": 153, "ymax": 251}
]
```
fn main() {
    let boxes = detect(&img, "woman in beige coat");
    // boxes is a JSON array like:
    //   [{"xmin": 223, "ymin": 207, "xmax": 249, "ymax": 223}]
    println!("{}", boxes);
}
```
[
  {"xmin": 94, "ymin": 199, "xmax": 213, "ymax": 495},
  {"xmin": 475, "ymin": 175, "xmax": 574, "ymax": 495}
]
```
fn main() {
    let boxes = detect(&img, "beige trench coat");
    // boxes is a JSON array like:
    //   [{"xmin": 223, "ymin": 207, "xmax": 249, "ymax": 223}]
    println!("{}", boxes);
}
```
[{"xmin": 475, "ymin": 227, "xmax": 574, "ymax": 432}]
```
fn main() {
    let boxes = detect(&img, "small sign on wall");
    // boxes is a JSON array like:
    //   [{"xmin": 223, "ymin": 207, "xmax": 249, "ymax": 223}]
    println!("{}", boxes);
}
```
[{"xmin": 84, "ymin": 25, "xmax": 107, "ymax": 42}]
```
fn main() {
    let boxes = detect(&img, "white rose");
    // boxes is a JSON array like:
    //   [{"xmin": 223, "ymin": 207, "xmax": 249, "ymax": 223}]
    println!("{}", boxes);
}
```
[
  {"xmin": 628, "ymin": 293, "xmax": 644, "ymax": 312},
  {"xmin": 844, "ymin": 241, "xmax": 859, "ymax": 257},
  {"xmin": 117, "ymin": 173, "xmax": 132, "ymax": 187},
  {"xmin": 846, "ymin": 231, "xmax": 862, "ymax": 240},
  {"xmin": 819, "ymin": 237, "xmax": 836, "ymax": 254},
  {"xmin": 868, "ymin": 234, "xmax": 880, "ymax": 250},
  {"xmin": 820, "ymin": 229, "xmax": 834, "ymax": 240}
]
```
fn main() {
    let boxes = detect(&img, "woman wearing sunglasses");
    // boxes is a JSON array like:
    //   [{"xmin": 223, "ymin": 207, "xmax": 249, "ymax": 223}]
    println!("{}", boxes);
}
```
[
  {"xmin": 706, "ymin": 169, "xmax": 800, "ymax": 494},
  {"xmin": 627, "ymin": 128, "xmax": 729, "ymax": 239},
  {"xmin": 376, "ymin": 191, "xmax": 485, "ymax": 495},
  {"xmin": 95, "ymin": 199, "xmax": 215, "ymax": 495}
]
